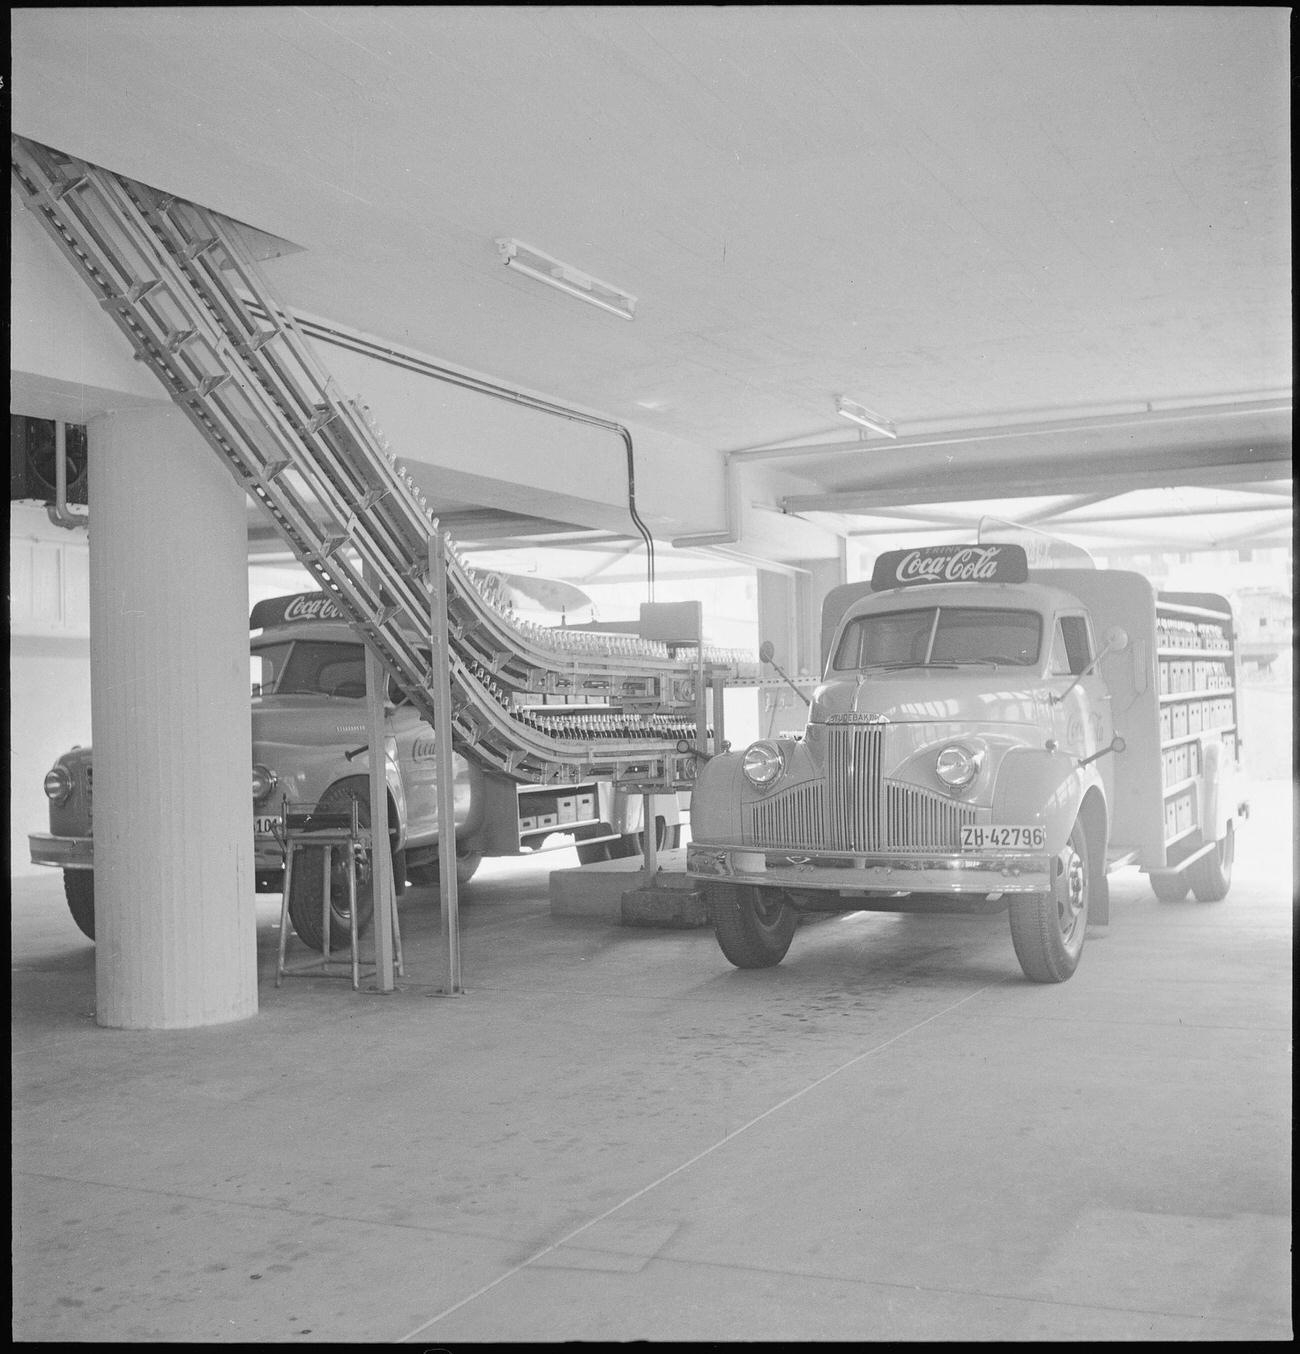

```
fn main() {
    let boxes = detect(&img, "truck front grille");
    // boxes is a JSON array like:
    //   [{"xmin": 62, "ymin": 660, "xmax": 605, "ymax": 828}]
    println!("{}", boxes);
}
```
[{"xmin": 747, "ymin": 726, "xmax": 975, "ymax": 852}]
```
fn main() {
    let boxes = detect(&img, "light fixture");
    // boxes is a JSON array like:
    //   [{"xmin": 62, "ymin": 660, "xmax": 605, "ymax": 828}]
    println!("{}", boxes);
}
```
[
  {"xmin": 836, "ymin": 395, "xmax": 898, "ymax": 438},
  {"xmin": 496, "ymin": 239, "xmax": 636, "ymax": 321}
]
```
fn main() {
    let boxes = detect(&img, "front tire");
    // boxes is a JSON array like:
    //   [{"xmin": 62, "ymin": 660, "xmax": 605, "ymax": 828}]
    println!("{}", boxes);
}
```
[
  {"xmin": 708, "ymin": 883, "xmax": 797, "ymax": 968},
  {"xmin": 1188, "ymin": 824, "xmax": 1234, "ymax": 902},
  {"xmin": 1009, "ymin": 818, "xmax": 1090, "ymax": 983},
  {"xmin": 287, "ymin": 783, "xmax": 376, "ymax": 952},
  {"xmin": 63, "ymin": 870, "xmax": 95, "ymax": 940}
]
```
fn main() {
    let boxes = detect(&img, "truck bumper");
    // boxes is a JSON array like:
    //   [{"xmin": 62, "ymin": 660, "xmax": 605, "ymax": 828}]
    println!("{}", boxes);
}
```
[
  {"xmin": 31, "ymin": 834, "xmax": 287, "ymax": 874},
  {"xmin": 255, "ymin": 835, "xmax": 284, "ymax": 872},
  {"xmin": 686, "ymin": 843, "xmax": 1051, "ymax": 897},
  {"xmin": 29, "ymin": 833, "xmax": 93, "ymax": 869}
]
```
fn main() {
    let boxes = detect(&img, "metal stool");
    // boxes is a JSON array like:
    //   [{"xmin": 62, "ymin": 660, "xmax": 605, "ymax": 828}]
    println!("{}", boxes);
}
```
[{"xmin": 275, "ymin": 797, "xmax": 403, "ymax": 990}]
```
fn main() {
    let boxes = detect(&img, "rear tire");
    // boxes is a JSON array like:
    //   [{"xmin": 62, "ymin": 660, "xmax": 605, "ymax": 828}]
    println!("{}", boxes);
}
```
[
  {"xmin": 577, "ymin": 821, "xmax": 679, "ymax": 864},
  {"xmin": 287, "ymin": 782, "xmax": 376, "ymax": 951},
  {"xmin": 63, "ymin": 871, "xmax": 95, "ymax": 940},
  {"xmin": 576, "ymin": 836, "xmax": 633, "ymax": 865},
  {"xmin": 407, "ymin": 847, "xmax": 482, "ymax": 889},
  {"xmin": 708, "ymin": 883, "xmax": 797, "ymax": 968},
  {"xmin": 1149, "ymin": 872, "xmax": 1190, "ymax": 903},
  {"xmin": 1188, "ymin": 824, "xmax": 1234, "ymax": 902},
  {"xmin": 1009, "ymin": 817, "xmax": 1090, "ymax": 983}
]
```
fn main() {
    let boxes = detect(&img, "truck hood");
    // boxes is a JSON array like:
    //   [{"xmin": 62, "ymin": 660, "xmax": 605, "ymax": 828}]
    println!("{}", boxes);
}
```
[
  {"xmin": 811, "ymin": 670, "xmax": 1051, "ymax": 728},
  {"xmin": 251, "ymin": 697, "xmax": 374, "ymax": 751}
]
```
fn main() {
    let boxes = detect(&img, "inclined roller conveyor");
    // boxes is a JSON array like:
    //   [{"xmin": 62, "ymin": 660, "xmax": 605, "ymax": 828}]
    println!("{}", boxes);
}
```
[{"xmin": 12, "ymin": 135, "xmax": 755, "ymax": 790}]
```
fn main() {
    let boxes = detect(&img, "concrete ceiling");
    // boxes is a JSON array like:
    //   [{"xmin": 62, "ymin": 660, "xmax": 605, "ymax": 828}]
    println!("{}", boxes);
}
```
[{"xmin": 10, "ymin": 6, "xmax": 1292, "ymax": 573}]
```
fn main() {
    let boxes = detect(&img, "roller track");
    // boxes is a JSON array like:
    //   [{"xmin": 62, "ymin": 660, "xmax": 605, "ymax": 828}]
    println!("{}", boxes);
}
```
[{"xmin": 13, "ymin": 136, "xmax": 750, "ymax": 788}]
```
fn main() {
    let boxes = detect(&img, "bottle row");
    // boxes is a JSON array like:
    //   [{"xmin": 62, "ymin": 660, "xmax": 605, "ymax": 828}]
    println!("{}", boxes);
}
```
[
  {"xmin": 511, "ymin": 708, "xmax": 710, "ymax": 743},
  {"xmin": 1162, "ymin": 740, "xmax": 1201, "ymax": 786},
  {"xmin": 1160, "ymin": 696, "xmax": 1235, "ymax": 742},
  {"xmin": 1156, "ymin": 615, "xmax": 1231, "ymax": 652},
  {"xmin": 1158, "ymin": 658, "xmax": 1232, "ymax": 695},
  {"xmin": 1164, "ymin": 787, "xmax": 1196, "ymax": 841}
]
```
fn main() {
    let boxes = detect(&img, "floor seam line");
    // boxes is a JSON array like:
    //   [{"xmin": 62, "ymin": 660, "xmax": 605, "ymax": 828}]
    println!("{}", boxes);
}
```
[{"xmin": 395, "ymin": 981, "xmax": 992, "ymax": 1342}]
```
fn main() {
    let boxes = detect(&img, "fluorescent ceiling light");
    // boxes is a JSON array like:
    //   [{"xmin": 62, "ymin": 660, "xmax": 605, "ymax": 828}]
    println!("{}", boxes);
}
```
[
  {"xmin": 496, "ymin": 239, "xmax": 636, "ymax": 320},
  {"xmin": 836, "ymin": 396, "xmax": 898, "ymax": 439}
]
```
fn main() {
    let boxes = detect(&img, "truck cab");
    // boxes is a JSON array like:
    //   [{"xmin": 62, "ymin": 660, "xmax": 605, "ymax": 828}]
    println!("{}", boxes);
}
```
[
  {"xmin": 30, "ymin": 591, "xmax": 482, "ymax": 946},
  {"xmin": 687, "ymin": 543, "xmax": 1245, "ymax": 983}
]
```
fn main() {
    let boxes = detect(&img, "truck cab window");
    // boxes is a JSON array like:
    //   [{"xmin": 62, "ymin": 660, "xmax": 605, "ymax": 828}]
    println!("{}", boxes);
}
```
[
  {"xmin": 833, "ymin": 606, "xmax": 1040, "ymax": 671},
  {"xmin": 251, "ymin": 643, "xmax": 291, "ymax": 696},
  {"xmin": 1051, "ymin": 616, "xmax": 1092, "ymax": 676},
  {"xmin": 252, "ymin": 640, "xmax": 368, "ymax": 696}
]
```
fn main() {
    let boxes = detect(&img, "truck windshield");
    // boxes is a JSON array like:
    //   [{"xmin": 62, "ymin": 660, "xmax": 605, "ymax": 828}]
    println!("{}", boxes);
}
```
[
  {"xmin": 832, "ymin": 606, "xmax": 1041, "ymax": 671},
  {"xmin": 250, "ymin": 640, "xmax": 368, "ymax": 698}
]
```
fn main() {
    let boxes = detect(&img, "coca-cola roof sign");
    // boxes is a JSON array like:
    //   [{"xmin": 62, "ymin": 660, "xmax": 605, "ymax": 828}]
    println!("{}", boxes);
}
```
[
  {"xmin": 249, "ymin": 592, "xmax": 348, "ymax": 630},
  {"xmin": 870, "ymin": 544, "xmax": 1029, "ymax": 591}
]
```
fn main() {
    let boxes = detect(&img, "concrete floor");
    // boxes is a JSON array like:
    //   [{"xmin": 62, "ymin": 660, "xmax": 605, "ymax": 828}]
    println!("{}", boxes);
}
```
[{"xmin": 11, "ymin": 778, "xmax": 1293, "ymax": 1342}]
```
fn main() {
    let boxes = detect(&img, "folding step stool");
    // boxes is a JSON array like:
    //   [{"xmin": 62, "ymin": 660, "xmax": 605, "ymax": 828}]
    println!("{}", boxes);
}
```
[{"xmin": 275, "ymin": 798, "xmax": 403, "ymax": 990}]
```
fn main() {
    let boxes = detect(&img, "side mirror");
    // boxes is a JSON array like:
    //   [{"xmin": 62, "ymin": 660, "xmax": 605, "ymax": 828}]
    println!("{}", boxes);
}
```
[{"xmin": 757, "ymin": 639, "xmax": 810, "ymax": 708}]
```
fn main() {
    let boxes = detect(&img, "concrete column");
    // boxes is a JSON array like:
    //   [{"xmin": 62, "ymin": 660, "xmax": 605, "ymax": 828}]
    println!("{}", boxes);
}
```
[
  {"xmin": 756, "ymin": 571, "xmax": 797, "ymax": 674},
  {"xmin": 88, "ymin": 404, "xmax": 257, "ymax": 1028}
]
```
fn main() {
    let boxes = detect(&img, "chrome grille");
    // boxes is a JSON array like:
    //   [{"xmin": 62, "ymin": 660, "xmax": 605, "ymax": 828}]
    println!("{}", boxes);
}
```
[
  {"xmin": 745, "ymin": 726, "xmax": 977, "ymax": 853},
  {"xmin": 882, "ymin": 783, "xmax": 975, "ymax": 851},
  {"xmin": 750, "ymin": 782, "xmax": 823, "ymax": 846},
  {"xmin": 826, "ymin": 725, "xmax": 885, "ymax": 851}
]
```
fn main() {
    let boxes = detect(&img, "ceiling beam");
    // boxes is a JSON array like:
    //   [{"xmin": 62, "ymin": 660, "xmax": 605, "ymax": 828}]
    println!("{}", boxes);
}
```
[{"xmin": 783, "ymin": 453, "xmax": 1292, "ymax": 515}]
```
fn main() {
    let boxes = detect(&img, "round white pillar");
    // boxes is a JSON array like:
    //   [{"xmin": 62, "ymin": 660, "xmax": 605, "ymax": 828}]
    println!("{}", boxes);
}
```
[{"xmin": 88, "ymin": 404, "xmax": 258, "ymax": 1028}]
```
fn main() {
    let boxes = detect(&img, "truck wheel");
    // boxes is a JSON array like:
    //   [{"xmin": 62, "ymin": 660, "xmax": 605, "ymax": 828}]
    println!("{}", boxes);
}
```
[
  {"xmin": 407, "ymin": 848, "xmax": 482, "ymax": 888},
  {"xmin": 1009, "ymin": 818, "xmax": 1090, "ymax": 983},
  {"xmin": 577, "ymin": 823, "xmax": 677, "ymax": 864},
  {"xmin": 708, "ymin": 883, "xmax": 797, "ymax": 968},
  {"xmin": 1149, "ymin": 872, "xmax": 1189, "ymax": 903},
  {"xmin": 63, "ymin": 871, "xmax": 95, "ymax": 940},
  {"xmin": 287, "ymin": 783, "xmax": 376, "ymax": 951},
  {"xmin": 1188, "ymin": 824, "xmax": 1234, "ymax": 903}
]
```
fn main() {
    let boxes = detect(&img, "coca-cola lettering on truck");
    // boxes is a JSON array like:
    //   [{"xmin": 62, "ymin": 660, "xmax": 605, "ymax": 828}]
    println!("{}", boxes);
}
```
[
  {"xmin": 873, "ymin": 543, "xmax": 1030, "ymax": 590},
  {"xmin": 688, "ymin": 540, "xmax": 1246, "ymax": 984}
]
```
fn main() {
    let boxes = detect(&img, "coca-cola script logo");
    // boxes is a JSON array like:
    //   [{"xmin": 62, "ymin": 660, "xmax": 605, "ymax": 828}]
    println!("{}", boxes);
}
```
[
  {"xmin": 895, "ymin": 546, "xmax": 1004, "ymax": 585},
  {"xmin": 283, "ymin": 594, "xmax": 346, "ymax": 623},
  {"xmin": 870, "ymin": 543, "xmax": 1028, "ymax": 591}
]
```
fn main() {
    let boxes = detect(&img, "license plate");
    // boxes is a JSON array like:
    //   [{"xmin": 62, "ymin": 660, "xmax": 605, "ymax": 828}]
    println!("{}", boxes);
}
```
[
  {"xmin": 254, "ymin": 816, "xmax": 278, "ymax": 836},
  {"xmin": 961, "ymin": 824, "xmax": 1046, "ymax": 850}
]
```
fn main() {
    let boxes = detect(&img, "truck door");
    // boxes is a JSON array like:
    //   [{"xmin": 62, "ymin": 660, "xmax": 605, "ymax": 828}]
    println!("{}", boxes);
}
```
[
  {"xmin": 1048, "ymin": 614, "xmax": 1112, "ymax": 764},
  {"xmin": 387, "ymin": 668, "xmax": 441, "ymax": 838}
]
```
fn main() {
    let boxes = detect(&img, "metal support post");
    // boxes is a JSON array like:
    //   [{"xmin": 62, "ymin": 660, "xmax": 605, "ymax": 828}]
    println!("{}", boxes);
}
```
[
  {"xmin": 429, "ymin": 530, "xmax": 463, "ymax": 994},
  {"xmin": 640, "ymin": 791, "xmax": 658, "ymax": 879},
  {"xmin": 364, "ymin": 636, "xmax": 397, "ymax": 992}
]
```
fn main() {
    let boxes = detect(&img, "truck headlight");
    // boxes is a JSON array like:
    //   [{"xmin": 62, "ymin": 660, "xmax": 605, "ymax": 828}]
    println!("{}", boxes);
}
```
[
  {"xmin": 44, "ymin": 765, "xmax": 73, "ymax": 805},
  {"xmin": 742, "ymin": 741, "xmax": 784, "ymax": 789},
  {"xmin": 251, "ymin": 764, "xmax": 278, "ymax": 804},
  {"xmin": 935, "ymin": 744, "xmax": 982, "ymax": 790}
]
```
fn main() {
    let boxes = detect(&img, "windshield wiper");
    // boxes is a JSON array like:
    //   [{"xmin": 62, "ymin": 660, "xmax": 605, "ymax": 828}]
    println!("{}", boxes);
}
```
[{"xmin": 859, "ymin": 660, "xmax": 958, "ymax": 671}]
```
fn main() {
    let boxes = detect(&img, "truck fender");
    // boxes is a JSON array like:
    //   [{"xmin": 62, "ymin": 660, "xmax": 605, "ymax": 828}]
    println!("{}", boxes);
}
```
[
  {"xmin": 1197, "ymin": 738, "xmax": 1227, "ymax": 841},
  {"xmin": 990, "ymin": 748, "xmax": 1087, "ymax": 857},
  {"xmin": 686, "ymin": 753, "xmax": 747, "ymax": 843}
]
